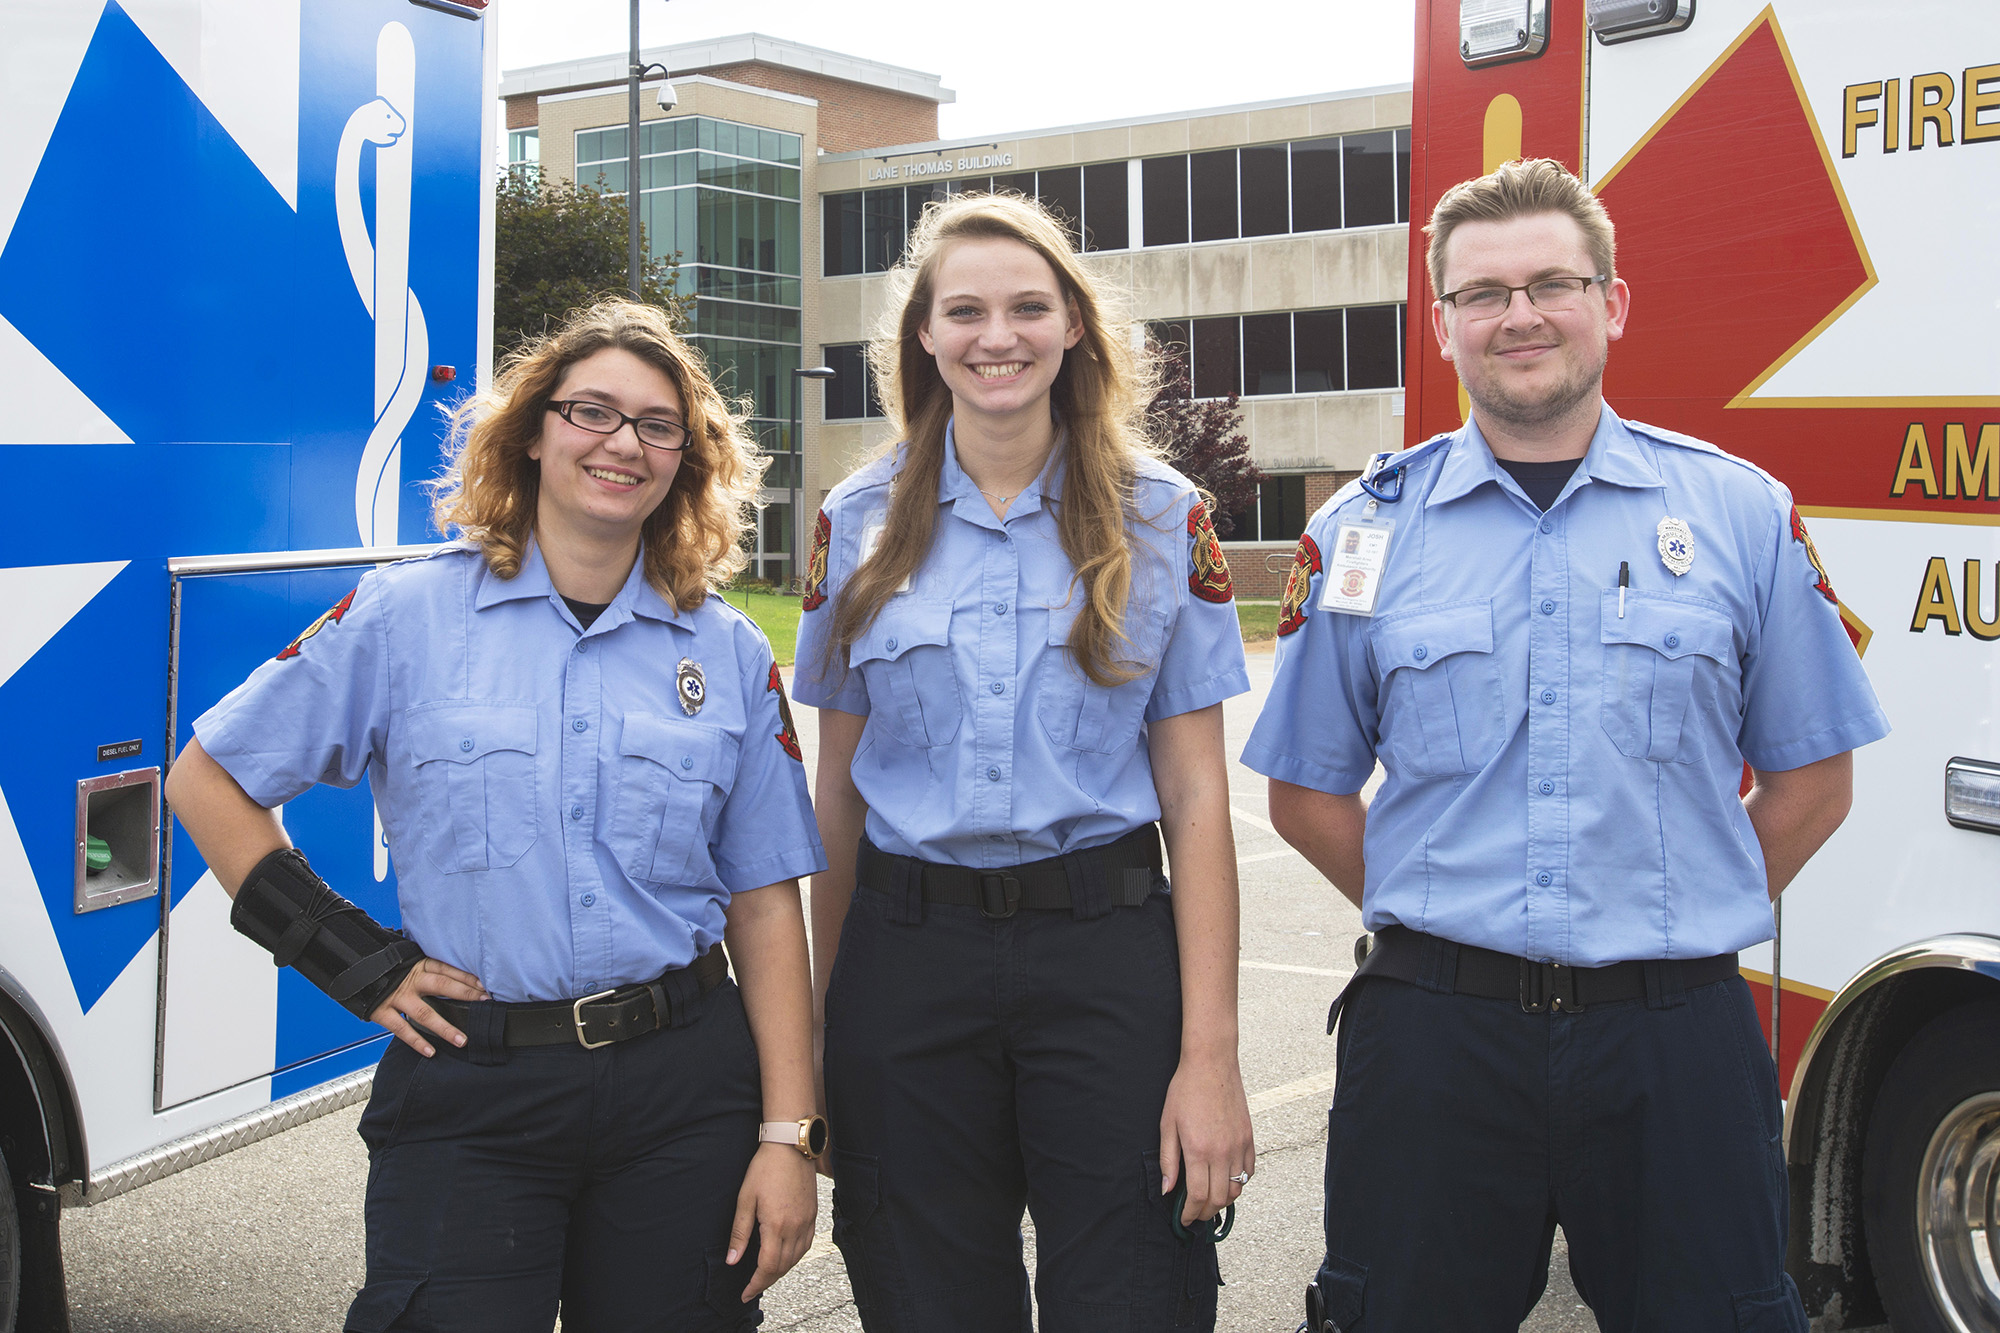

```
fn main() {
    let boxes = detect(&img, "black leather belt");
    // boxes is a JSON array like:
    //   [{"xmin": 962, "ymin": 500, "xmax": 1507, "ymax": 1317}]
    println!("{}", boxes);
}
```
[
  {"xmin": 1328, "ymin": 925, "xmax": 1738, "ymax": 1033},
  {"xmin": 428, "ymin": 944, "xmax": 729, "ymax": 1049},
  {"xmin": 858, "ymin": 824, "xmax": 1163, "ymax": 920}
]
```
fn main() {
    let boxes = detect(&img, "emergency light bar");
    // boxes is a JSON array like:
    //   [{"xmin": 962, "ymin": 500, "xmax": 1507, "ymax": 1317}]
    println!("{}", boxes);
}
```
[
  {"xmin": 1944, "ymin": 757, "xmax": 2000, "ymax": 835},
  {"xmin": 1586, "ymin": 0, "xmax": 1695, "ymax": 45},
  {"xmin": 1459, "ymin": 0, "xmax": 1548, "ymax": 66}
]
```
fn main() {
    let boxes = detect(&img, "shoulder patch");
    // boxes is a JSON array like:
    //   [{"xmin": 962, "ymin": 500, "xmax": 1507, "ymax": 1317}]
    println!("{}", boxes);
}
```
[
  {"xmin": 768, "ymin": 662, "xmax": 803, "ymax": 761},
  {"xmin": 1790, "ymin": 506, "xmax": 1838, "ymax": 605},
  {"xmin": 275, "ymin": 588, "xmax": 356, "ymax": 661},
  {"xmin": 1186, "ymin": 502, "xmax": 1234, "ymax": 604},
  {"xmin": 1277, "ymin": 534, "xmax": 1321, "ymax": 636},
  {"xmin": 801, "ymin": 509, "xmax": 831, "ymax": 612}
]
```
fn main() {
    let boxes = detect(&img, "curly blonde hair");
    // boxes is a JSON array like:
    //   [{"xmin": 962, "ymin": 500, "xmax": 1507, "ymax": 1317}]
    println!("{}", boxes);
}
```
[
  {"xmin": 432, "ymin": 300, "xmax": 765, "ymax": 609},
  {"xmin": 830, "ymin": 193, "xmax": 1163, "ymax": 686}
]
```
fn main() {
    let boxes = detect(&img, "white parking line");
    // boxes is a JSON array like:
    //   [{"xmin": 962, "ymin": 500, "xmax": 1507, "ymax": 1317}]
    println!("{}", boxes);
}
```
[
  {"xmin": 1237, "ymin": 847, "xmax": 1299, "ymax": 866},
  {"xmin": 1247, "ymin": 1067, "xmax": 1339, "ymax": 1115},
  {"xmin": 1229, "ymin": 805, "xmax": 1277, "ymax": 835},
  {"xmin": 1240, "ymin": 960, "xmax": 1350, "ymax": 979}
]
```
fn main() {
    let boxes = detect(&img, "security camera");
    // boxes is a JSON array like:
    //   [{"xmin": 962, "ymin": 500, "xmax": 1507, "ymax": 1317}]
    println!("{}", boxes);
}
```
[{"xmin": 656, "ymin": 82, "xmax": 677, "ymax": 112}]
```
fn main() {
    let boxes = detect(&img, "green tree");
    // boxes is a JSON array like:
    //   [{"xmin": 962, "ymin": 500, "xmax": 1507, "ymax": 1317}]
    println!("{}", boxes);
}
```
[
  {"xmin": 492, "ymin": 169, "xmax": 694, "ymax": 356},
  {"xmin": 1146, "ymin": 350, "xmax": 1265, "ymax": 537}
]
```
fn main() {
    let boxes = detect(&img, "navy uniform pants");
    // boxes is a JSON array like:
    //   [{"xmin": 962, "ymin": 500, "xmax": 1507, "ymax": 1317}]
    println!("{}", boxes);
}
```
[
  {"xmin": 823, "ymin": 878, "xmax": 1221, "ymax": 1333},
  {"xmin": 345, "ymin": 978, "xmax": 763, "ymax": 1333},
  {"xmin": 1310, "ymin": 970, "xmax": 1808, "ymax": 1333}
]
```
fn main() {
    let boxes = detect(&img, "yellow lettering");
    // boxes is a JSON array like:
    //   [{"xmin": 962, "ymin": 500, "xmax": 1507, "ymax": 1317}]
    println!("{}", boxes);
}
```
[
  {"xmin": 1843, "ymin": 81, "xmax": 1882, "ymax": 157},
  {"xmin": 1968, "ymin": 64, "xmax": 2000, "ymax": 145},
  {"xmin": 1912, "ymin": 557, "xmax": 1962, "ymax": 634},
  {"xmin": 1944, "ymin": 423, "xmax": 2000, "ymax": 499},
  {"xmin": 1892, "ymin": 422, "xmax": 1940, "ymax": 497},
  {"xmin": 1884, "ymin": 77, "xmax": 1901, "ymax": 152},
  {"xmin": 1912, "ymin": 72, "xmax": 1956, "ymax": 148},
  {"xmin": 1967, "ymin": 562, "xmax": 2000, "ymax": 641}
]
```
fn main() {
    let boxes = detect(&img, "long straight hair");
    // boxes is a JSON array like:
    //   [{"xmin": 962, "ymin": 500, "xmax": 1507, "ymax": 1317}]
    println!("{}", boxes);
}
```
[{"xmin": 828, "ymin": 193, "xmax": 1161, "ymax": 686}]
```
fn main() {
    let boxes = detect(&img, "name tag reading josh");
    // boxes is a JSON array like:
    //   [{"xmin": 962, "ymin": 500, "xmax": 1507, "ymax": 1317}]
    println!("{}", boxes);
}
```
[
  {"xmin": 1318, "ymin": 518, "xmax": 1395, "ymax": 617},
  {"xmin": 859, "ymin": 519, "xmax": 913, "ymax": 594}
]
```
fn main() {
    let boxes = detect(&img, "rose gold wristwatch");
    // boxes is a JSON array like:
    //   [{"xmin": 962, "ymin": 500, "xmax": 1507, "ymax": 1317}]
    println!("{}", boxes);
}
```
[{"xmin": 758, "ymin": 1115, "xmax": 829, "ymax": 1158}]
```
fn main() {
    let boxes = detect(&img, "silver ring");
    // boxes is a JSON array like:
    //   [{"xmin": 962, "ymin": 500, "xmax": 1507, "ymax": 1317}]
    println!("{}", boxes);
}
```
[{"xmin": 1229, "ymin": 1171, "xmax": 1251, "ymax": 1185}]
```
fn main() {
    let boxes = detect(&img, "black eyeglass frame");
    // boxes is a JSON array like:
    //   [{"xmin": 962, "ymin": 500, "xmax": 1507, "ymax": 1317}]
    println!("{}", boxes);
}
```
[
  {"xmin": 547, "ymin": 400, "xmax": 691, "ymax": 452},
  {"xmin": 1438, "ymin": 274, "xmax": 1609, "ymax": 314}
]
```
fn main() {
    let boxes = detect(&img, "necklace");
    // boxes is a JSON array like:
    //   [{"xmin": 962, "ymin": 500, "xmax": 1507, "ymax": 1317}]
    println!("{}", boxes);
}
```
[{"xmin": 977, "ymin": 487, "xmax": 1018, "ymax": 506}]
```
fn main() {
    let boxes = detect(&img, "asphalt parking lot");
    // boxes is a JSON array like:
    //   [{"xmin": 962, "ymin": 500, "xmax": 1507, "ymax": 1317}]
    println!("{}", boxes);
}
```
[{"xmin": 62, "ymin": 647, "xmax": 1599, "ymax": 1332}]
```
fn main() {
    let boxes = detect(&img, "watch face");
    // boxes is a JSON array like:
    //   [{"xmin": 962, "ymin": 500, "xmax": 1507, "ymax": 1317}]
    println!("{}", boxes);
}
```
[{"xmin": 804, "ymin": 1115, "xmax": 829, "ymax": 1157}]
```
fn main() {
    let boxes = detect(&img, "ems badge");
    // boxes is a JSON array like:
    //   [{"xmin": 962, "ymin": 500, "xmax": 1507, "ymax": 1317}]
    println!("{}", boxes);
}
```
[
  {"xmin": 676, "ymin": 658, "xmax": 706, "ymax": 717},
  {"xmin": 1657, "ymin": 517, "xmax": 1694, "ymax": 577},
  {"xmin": 1789, "ymin": 506, "xmax": 1839, "ymax": 605},
  {"xmin": 801, "ymin": 509, "xmax": 831, "ymax": 612},
  {"xmin": 1187, "ymin": 502, "xmax": 1234, "ymax": 604},
  {"xmin": 768, "ymin": 662, "xmax": 803, "ymax": 761},
  {"xmin": 276, "ymin": 589, "xmax": 356, "ymax": 661},
  {"xmin": 1277, "ymin": 534, "xmax": 1321, "ymax": 636}
]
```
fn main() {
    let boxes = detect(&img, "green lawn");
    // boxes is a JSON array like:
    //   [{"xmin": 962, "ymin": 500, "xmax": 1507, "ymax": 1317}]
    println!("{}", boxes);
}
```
[{"xmin": 730, "ymin": 588, "xmax": 1280, "ymax": 664}]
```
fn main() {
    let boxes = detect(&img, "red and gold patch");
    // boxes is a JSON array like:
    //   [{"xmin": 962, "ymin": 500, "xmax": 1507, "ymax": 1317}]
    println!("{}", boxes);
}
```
[
  {"xmin": 275, "ymin": 589, "xmax": 356, "ymax": 661},
  {"xmin": 768, "ymin": 662, "xmax": 803, "ymax": 761},
  {"xmin": 800, "ymin": 509, "xmax": 831, "ymax": 612},
  {"xmin": 1789, "ymin": 506, "xmax": 1838, "ymax": 605},
  {"xmin": 1186, "ymin": 502, "xmax": 1234, "ymax": 604},
  {"xmin": 1277, "ymin": 535, "xmax": 1321, "ymax": 636}
]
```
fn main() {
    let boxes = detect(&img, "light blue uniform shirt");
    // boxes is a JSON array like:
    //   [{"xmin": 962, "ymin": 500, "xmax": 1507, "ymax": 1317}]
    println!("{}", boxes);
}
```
[
  {"xmin": 1242, "ymin": 406, "xmax": 1889, "ymax": 966},
  {"xmin": 195, "ymin": 540, "xmax": 826, "ymax": 1002},
  {"xmin": 793, "ymin": 424, "xmax": 1250, "ymax": 867}
]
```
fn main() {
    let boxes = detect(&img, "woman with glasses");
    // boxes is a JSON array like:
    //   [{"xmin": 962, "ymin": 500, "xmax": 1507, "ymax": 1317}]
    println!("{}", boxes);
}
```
[
  {"xmin": 165, "ymin": 299, "xmax": 827, "ymax": 1333},
  {"xmin": 794, "ymin": 193, "xmax": 1256, "ymax": 1331}
]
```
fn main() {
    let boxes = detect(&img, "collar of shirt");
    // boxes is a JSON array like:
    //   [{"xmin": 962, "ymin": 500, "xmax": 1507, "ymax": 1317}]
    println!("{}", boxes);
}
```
[
  {"xmin": 1425, "ymin": 404, "xmax": 1666, "ymax": 512},
  {"xmin": 471, "ymin": 536, "xmax": 688, "ymax": 633},
  {"xmin": 937, "ymin": 417, "xmax": 1067, "ymax": 529}
]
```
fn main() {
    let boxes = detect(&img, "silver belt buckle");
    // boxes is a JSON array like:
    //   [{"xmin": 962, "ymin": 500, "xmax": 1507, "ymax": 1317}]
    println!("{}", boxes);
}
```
[{"xmin": 571, "ymin": 987, "xmax": 619, "ymax": 1049}]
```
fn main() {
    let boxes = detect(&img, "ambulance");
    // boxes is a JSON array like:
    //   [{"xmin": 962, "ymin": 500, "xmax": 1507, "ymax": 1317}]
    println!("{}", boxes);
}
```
[
  {"xmin": 1408, "ymin": 2, "xmax": 1999, "ymax": 1327},
  {"xmin": 0, "ymin": 0, "xmax": 492, "ymax": 1321}
]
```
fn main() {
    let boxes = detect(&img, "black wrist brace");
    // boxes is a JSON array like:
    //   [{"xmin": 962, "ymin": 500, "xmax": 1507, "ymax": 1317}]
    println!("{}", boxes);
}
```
[{"xmin": 230, "ymin": 848, "xmax": 424, "ymax": 1021}]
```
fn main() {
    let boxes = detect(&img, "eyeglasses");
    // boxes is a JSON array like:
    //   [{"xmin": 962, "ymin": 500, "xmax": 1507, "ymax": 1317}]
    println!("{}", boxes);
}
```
[
  {"xmin": 1439, "ymin": 275, "xmax": 1607, "ymax": 317},
  {"xmin": 547, "ymin": 400, "xmax": 690, "ymax": 452}
]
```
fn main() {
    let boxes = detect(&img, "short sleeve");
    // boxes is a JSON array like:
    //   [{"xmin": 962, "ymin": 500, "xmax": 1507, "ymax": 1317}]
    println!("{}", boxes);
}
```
[
  {"xmin": 192, "ymin": 574, "xmax": 391, "ymax": 806},
  {"xmin": 1145, "ymin": 495, "xmax": 1251, "ymax": 721},
  {"xmin": 1736, "ymin": 495, "xmax": 1889, "ymax": 771},
  {"xmin": 1239, "ymin": 513, "xmax": 1384, "ymax": 794},
  {"xmin": 791, "ymin": 503, "xmax": 871, "ymax": 715},
  {"xmin": 708, "ymin": 646, "xmax": 828, "ymax": 894}
]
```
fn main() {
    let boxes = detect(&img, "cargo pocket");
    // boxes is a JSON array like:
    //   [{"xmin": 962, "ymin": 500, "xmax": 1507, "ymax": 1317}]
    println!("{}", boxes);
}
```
[
  {"xmin": 1308, "ymin": 1252, "xmax": 1367, "ymax": 1332},
  {"xmin": 355, "ymin": 1043, "xmax": 430, "ymax": 1154},
  {"xmin": 1599, "ymin": 593, "xmax": 1734, "ymax": 764},
  {"xmin": 703, "ymin": 1244, "xmax": 760, "ymax": 1328},
  {"xmin": 1370, "ymin": 600, "xmax": 1505, "ymax": 777},
  {"xmin": 849, "ymin": 601, "xmax": 961, "ymax": 748},
  {"xmin": 1036, "ymin": 602, "xmax": 1169, "ymax": 754},
  {"xmin": 831, "ymin": 1149, "xmax": 888, "ymax": 1316},
  {"xmin": 405, "ymin": 701, "xmax": 538, "ymax": 872},
  {"xmin": 1732, "ymin": 1276, "xmax": 1808, "ymax": 1331},
  {"xmin": 1138, "ymin": 1149, "xmax": 1222, "ymax": 1330},
  {"xmin": 344, "ymin": 1274, "xmax": 425, "ymax": 1332},
  {"xmin": 608, "ymin": 714, "xmax": 738, "ymax": 886}
]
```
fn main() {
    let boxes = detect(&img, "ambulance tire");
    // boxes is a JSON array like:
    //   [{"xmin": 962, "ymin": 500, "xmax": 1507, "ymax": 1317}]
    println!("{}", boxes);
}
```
[
  {"xmin": 0, "ymin": 1147, "xmax": 18, "ymax": 1331},
  {"xmin": 1861, "ymin": 997, "xmax": 2000, "ymax": 1333}
]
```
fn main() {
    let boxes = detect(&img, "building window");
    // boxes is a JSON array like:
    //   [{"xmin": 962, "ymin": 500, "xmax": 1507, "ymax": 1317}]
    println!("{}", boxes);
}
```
[
  {"xmin": 1141, "ymin": 156, "xmax": 1190, "ymax": 247},
  {"xmin": 822, "ymin": 343, "xmax": 883, "ymax": 420},
  {"xmin": 1137, "ymin": 128, "xmax": 1411, "ymax": 246},
  {"xmin": 507, "ymin": 128, "xmax": 539, "ymax": 179},
  {"xmin": 824, "ymin": 162, "xmax": 1136, "ymax": 276},
  {"xmin": 1147, "ymin": 303, "xmax": 1406, "ymax": 399},
  {"xmin": 1189, "ymin": 150, "xmax": 1238, "ymax": 243},
  {"xmin": 1221, "ymin": 475, "xmax": 1310, "ymax": 544}
]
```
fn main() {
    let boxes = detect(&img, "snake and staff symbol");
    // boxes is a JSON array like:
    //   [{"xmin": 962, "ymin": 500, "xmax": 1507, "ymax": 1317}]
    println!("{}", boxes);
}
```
[{"xmin": 336, "ymin": 22, "xmax": 428, "ymax": 548}]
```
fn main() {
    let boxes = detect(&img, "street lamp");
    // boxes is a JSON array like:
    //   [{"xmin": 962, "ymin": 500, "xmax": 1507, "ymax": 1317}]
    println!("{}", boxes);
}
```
[
  {"xmin": 788, "ymin": 365, "xmax": 837, "ymax": 590},
  {"xmin": 626, "ymin": 0, "xmax": 671, "ymax": 298}
]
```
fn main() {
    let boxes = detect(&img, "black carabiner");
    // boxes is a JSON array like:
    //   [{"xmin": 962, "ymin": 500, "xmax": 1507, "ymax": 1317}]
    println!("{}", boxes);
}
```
[{"xmin": 1168, "ymin": 1175, "xmax": 1235, "ymax": 1243}]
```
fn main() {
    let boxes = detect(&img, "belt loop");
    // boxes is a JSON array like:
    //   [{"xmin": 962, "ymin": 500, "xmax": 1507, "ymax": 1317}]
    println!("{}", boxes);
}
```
[
  {"xmin": 1418, "ymin": 932, "xmax": 1459, "ymax": 995},
  {"xmin": 646, "ymin": 979, "xmax": 671, "ymax": 1033},
  {"xmin": 663, "ymin": 965, "xmax": 701, "ymax": 1028},
  {"xmin": 1644, "ymin": 958, "xmax": 1687, "ymax": 1009},
  {"xmin": 1064, "ymin": 851, "xmax": 1112, "ymax": 921},
  {"xmin": 465, "ymin": 1002, "xmax": 509, "ymax": 1066}
]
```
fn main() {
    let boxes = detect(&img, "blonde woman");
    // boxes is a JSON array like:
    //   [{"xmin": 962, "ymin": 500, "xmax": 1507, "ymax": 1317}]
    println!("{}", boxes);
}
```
[
  {"xmin": 795, "ymin": 195, "xmax": 1255, "ymax": 1331},
  {"xmin": 166, "ymin": 301, "xmax": 827, "ymax": 1332}
]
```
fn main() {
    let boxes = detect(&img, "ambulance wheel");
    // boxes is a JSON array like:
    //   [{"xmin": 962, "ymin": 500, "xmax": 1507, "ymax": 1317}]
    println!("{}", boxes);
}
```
[
  {"xmin": 0, "ymin": 1147, "xmax": 17, "ymax": 1331},
  {"xmin": 1862, "ymin": 998, "xmax": 2000, "ymax": 1333}
]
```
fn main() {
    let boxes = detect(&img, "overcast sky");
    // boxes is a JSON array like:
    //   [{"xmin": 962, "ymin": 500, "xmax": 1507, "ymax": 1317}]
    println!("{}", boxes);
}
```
[{"xmin": 494, "ymin": 0, "xmax": 1417, "ymax": 142}]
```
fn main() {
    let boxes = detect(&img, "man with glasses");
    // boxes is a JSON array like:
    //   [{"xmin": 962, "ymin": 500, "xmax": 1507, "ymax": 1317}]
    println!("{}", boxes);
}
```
[{"xmin": 1244, "ymin": 159, "xmax": 1887, "ymax": 1330}]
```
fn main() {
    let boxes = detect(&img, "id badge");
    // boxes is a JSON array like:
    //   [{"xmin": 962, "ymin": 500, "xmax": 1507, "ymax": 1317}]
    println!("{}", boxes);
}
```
[
  {"xmin": 1318, "ymin": 517, "xmax": 1396, "ymax": 617},
  {"xmin": 858, "ymin": 519, "xmax": 913, "ymax": 594}
]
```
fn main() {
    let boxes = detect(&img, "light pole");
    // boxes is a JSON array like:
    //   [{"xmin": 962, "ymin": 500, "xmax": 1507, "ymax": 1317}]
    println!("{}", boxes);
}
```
[
  {"xmin": 626, "ymin": 0, "xmax": 670, "ymax": 298},
  {"xmin": 788, "ymin": 365, "xmax": 836, "ymax": 590}
]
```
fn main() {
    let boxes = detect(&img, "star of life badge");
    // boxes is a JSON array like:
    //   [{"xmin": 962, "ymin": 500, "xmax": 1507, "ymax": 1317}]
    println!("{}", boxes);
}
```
[
  {"xmin": 1318, "ymin": 517, "xmax": 1396, "ymax": 617},
  {"xmin": 1657, "ymin": 517, "xmax": 1694, "ymax": 577},
  {"xmin": 676, "ymin": 657, "xmax": 706, "ymax": 716}
]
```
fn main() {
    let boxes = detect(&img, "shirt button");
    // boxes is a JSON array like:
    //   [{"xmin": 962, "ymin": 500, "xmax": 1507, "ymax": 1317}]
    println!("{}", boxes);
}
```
[
  {"xmin": 1539, "ymin": 520, "xmax": 1554, "ymax": 534},
  {"xmin": 570, "ymin": 804, "xmax": 584, "ymax": 821},
  {"xmin": 886, "ymin": 637, "xmax": 899, "ymax": 652},
  {"xmin": 1665, "ymin": 633, "xmax": 1681, "ymax": 649},
  {"xmin": 1538, "ymin": 779, "xmax": 1555, "ymax": 795},
  {"xmin": 580, "ymin": 893, "xmax": 595, "ymax": 907},
  {"xmin": 573, "ymin": 718, "xmax": 588, "ymax": 733},
  {"xmin": 995, "ymin": 602, "xmax": 1008, "ymax": 614},
  {"xmin": 990, "ymin": 681, "xmax": 1005, "ymax": 694},
  {"xmin": 1541, "ymin": 689, "xmax": 1557, "ymax": 705},
  {"xmin": 1541, "ymin": 599, "xmax": 1556, "ymax": 615},
  {"xmin": 681, "ymin": 756, "xmax": 693, "ymax": 769},
  {"xmin": 1536, "ymin": 871, "xmax": 1554, "ymax": 886},
  {"xmin": 1412, "ymin": 645, "xmax": 1427, "ymax": 661},
  {"xmin": 459, "ymin": 738, "xmax": 473, "ymax": 752},
  {"xmin": 987, "ymin": 766, "xmax": 1001, "ymax": 781}
]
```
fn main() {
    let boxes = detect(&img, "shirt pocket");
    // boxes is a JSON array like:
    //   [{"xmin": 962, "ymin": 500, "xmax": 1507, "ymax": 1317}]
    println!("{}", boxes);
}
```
[
  {"xmin": 609, "ymin": 712, "xmax": 740, "ymax": 887},
  {"xmin": 1599, "ymin": 591, "xmax": 1736, "ymax": 764},
  {"xmin": 848, "ymin": 600, "xmax": 962, "ymax": 749},
  {"xmin": 404, "ymin": 702, "xmax": 539, "ymax": 873},
  {"xmin": 1370, "ymin": 599, "xmax": 1505, "ymax": 778},
  {"xmin": 1035, "ymin": 602, "xmax": 1170, "ymax": 754}
]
